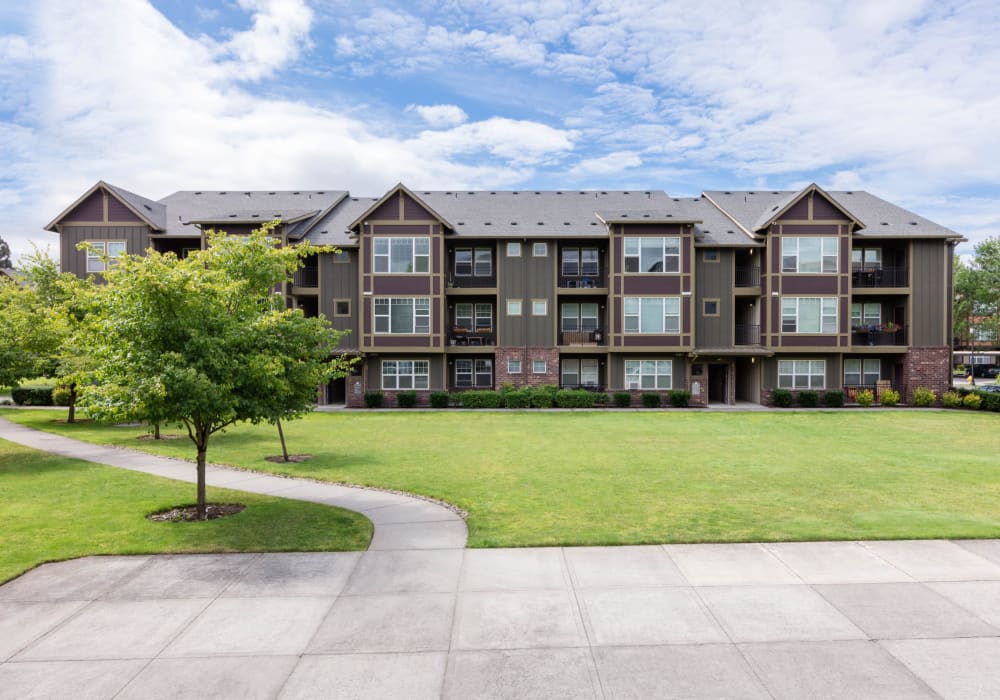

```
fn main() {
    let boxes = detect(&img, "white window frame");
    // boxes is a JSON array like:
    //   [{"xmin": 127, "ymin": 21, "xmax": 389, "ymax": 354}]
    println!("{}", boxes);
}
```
[
  {"xmin": 532, "ymin": 359, "xmax": 546, "ymax": 374},
  {"xmin": 781, "ymin": 237, "xmax": 839, "ymax": 274},
  {"xmin": 455, "ymin": 359, "xmax": 474, "ymax": 388},
  {"xmin": 624, "ymin": 359, "xmax": 673, "ymax": 390},
  {"xmin": 623, "ymin": 296, "xmax": 681, "ymax": 334},
  {"xmin": 844, "ymin": 358, "xmax": 880, "ymax": 386},
  {"xmin": 777, "ymin": 359, "xmax": 826, "ymax": 389},
  {"xmin": 850, "ymin": 302, "xmax": 882, "ymax": 329},
  {"xmin": 507, "ymin": 299, "xmax": 522, "ymax": 316},
  {"xmin": 374, "ymin": 297, "xmax": 431, "ymax": 334},
  {"xmin": 560, "ymin": 247, "xmax": 599, "ymax": 276},
  {"xmin": 454, "ymin": 247, "xmax": 492, "ymax": 277},
  {"xmin": 506, "ymin": 241, "xmax": 521, "ymax": 257},
  {"xmin": 85, "ymin": 240, "xmax": 126, "ymax": 273},
  {"xmin": 624, "ymin": 237, "xmax": 680, "ymax": 273},
  {"xmin": 781, "ymin": 297, "xmax": 838, "ymax": 334},
  {"xmin": 561, "ymin": 303, "xmax": 599, "ymax": 332},
  {"xmin": 373, "ymin": 237, "xmax": 430, "ymax": 274},
  {"xmin": 532, "ymin": 299, "xmax": 548, "ymax": 316},
  {"xmin": 381, "ymin": 359, "xmax": 430, "ymax": 389},
  {"xmin": 533, "ymin": 242, "xmax": 548, "ymax": 257},
  {"xmin": 507, "ymin": 359, "xmax": 521, "ymax": 374}
]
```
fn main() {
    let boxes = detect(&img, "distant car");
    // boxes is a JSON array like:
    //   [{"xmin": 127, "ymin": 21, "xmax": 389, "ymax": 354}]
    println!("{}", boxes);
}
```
[
  {"xmin": 987, "ymin": 367, "xmax": 1000, "ymax": 379},
  {"xmin": 971, "ymin": 365, "xmax": 998, "ymax": 378}
]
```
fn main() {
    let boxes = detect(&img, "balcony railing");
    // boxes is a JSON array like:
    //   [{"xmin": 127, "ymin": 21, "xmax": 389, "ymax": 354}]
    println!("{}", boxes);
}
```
[
  {"xmin": 851, "ymin": 327, "xmax": 905, "ymax": 346},
  {"xmin": 293, "ymin": 267, "xmax": 318, "ymax": 288},
  {"xmin": 735, "ymin": 265, "xmax": 760, "ymax": 287},
  {"xmin": 851, "ymin": 266, "xmax": 907, "ymax": 288},
  {"xmin": 844, "ymin": 384, "xmax": 889, "ymax": 403},
  {"xmin": 559, "ymin": 329, "xmax": 607, "ymax": 346},
  {"xmin": 449, "ymin": 330, "xmax": 495, "ymax": 346},
  {"xmin": 735, "ymin": 324, "xmax": 760, "ymax": 345},
  {"xmin": 558, "ymin": 274, "xmax": 606, "ymax": 289},
  {"xmin": 449, "ymin": 273, "xmax": 497, "ymax": 289}
]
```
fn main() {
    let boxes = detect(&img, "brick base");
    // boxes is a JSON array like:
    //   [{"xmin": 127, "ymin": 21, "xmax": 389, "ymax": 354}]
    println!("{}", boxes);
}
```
[
  {"xmin": 902, "ymin": 346, "xmax": 951, "ymax": 405},
  {"xmin": 345, "ymin": 376, "xmax": 365, "ymax": 408},
  {"xmin": 494, "ymin": 347, "xmax": 560, "ymax": 388}
]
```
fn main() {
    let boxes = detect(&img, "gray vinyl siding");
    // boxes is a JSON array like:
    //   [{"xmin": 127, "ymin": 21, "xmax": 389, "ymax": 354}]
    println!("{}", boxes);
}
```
[
  {"xmin": 695, "ymin": 249, "xmax": 734, "ymax": 347},
  {"xmin": 319, "ymin": 249, "xmax": 359, "ymax": 350},
  {"xmin": 59, "ymin": 225, "xmax": 151, "ymax": 278},
  {"xmin": 498, "ymin": 240, "xmax": 556, "ymax": 346},
  {"xmin": 367, "ymin": 355, "xmax": 444, "ymax": 391},
  {"xmin": 608, "ymin": 354, "xmax": 688, "ymax": 391},
  {"xmin": 910, "ymin": 240, "xmax": 949, "ymax": 346},
  {"xmin": 762, "ymin": 354, "xmax": 840, "ymax": 390}
]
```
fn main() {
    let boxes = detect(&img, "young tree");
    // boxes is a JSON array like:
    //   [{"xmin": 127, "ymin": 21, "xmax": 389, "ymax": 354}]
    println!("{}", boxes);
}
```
[
  {"xmin": 955, "ymin": 237, "xmax": 1000, "ymax": 355},
  {"xmin": 0, "ymin": 274, "xmax": 65, "ymax": 388},
  {"xmin": 78, "ymin": 224, "xmax": 348, "ymax": 518},
  {"xmin": 0, "ymin": 235, "xmax": 12, "ymax": 269}
]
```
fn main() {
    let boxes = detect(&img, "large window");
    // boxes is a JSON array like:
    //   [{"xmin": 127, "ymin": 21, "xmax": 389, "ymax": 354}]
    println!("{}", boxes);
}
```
[
  {"xmin": 455, "ymin": 247, "xmax": 492, "ymax": 276},
  {"xmin": 850, "ymin": 303, "xmax": 882, "ymax": 329},
  {"xmin": 455, "ymin": 303, "xmax": 492, "ymax": 331},
  {"xmin": 852, "ymin": 248, "xmax": 882, "ymax": 269},
  {"xmin": 374, "ymin": 237, "xmax": 430, "ymax": 273},
  {"xmin": 781, "ymin": 237, "xmax": 838, "ymax": 273},
  {"xmin": 844, "ymin": 359, "xmax": 880, "ymax": 386},
  {"xmin": 781, "ymin": 297, "xmax": 838, "ymax": 334},
  {"xmin": 561, "ymin": 247, "xmax": 599, "ymax": 276},
  {"xmin": 455, "ymin": 359, "xmax": 493, "ymax": 388},
  {"xmin": 624, "ymin": 297, "xmax": 681, "ymax": 334},
  {"xmin": 624, "ymin": 237, "xmax": 680, "ymax": 273},
  {"xmin": 561, "ymin": 358, "xmax": 600, "ymax": 388},
  {"xmin": 86, "ymin": 240, "xmax": 126, "ymax": 273},
  {"xmin": 561, "ymin": 303, "xmax": 599, "ymax": 332},
  {"xmin": 624, "ymin": 359, "xmax": 673, "ymax": 389},
  {"xmin": 374, "ymin": 298, "xmax": 430, "ymax": 334},
  {"xmin": 777, "ymin": 359, "xmax": 826, "ymax": 389},
  {"xmin": 382, "ymin": 360, "xmax": 429, "ymax": 389}
]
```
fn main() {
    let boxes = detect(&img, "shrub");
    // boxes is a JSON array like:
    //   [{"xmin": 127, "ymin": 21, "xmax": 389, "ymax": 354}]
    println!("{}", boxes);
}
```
[
  {"xmin": 51, "ymin": 385, "xmax": 73, "ymax": 406},
  {"xmin": 668, "ymin": 390, "xmax": 691, "ymax": 408},
  {"xmin": 11, "ymin": 386, "xmax": 54, "ymax": 406},
  {"xmin": 429, "ymin": 391, "xmax": 450, "ymax": 408},
  {"xmin": 823, "ymin": 390, "xmax": 844, "ymax": 407},
  {"xmin": 460, "ymin": 390, "xmax": 503, "ymax": 408},
  {"xmin": 503, "ymin": 388, "xmax": 533, "ymax": 408},
  {"xmin": 531, "ymin": 391, "xmax": 554, "ymax": 408},
  {"xmin": 978, "ymin": 391, "xmax": 1000, "ymax": 412},
  {"xmin": 555, "ymin": 389, "xmax": 597, "ymax": 408},
  {"xmin": 942, "ymin": 391, "xmax": 962, "ymax": 408},
  {"xmin": 797, "ymin": 390, "xmax": 819, "ymax": 407},
  {"xmin": 592, "ymin": 392, "xmax": 608, "ymax": 405},
  {"xmin": 912, "ymin": 387, "xmax": 936, "ymax": 407},
  {"xmin": 613, "ymin": 391, "xmax": 632, "ymax": 408},
  {"xmin": 880, "ymin": 389, "xmax": 900, "ymax": 407},
  {"xmin": 396, "ymin": 390, "xmax": 417, "ymax": 408},
  {"xmin": 641, "ymin": 392, "xmax": 661, "ymax": 408},
  {"xmin": 856, "ymin": 389, "xmax": 874, "ymax": 407},
  {"xmin": 963, "ymin": 393, "xmax": 982, "ymax": 409},
  {"xmin": 363, "ymin": 391, "xmax": 384, "ymax": 408},
  {"xmin": 771, "ymin": 388, "xmax": 793, "ymax": 407}
]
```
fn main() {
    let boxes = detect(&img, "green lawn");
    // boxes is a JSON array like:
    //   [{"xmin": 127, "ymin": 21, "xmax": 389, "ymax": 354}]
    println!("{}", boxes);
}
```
[
  {"xmin": 0, "ymin": 437, "xmax": 372, "ymax": 584},
  {"xmin": 3, "ymin": 408, "xmax": 999, "ymax": 548}
]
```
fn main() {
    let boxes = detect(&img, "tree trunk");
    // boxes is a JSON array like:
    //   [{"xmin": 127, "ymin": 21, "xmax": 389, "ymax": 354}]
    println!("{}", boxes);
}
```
[
  {"xmin": 154, "ymin": 422, "xmax": 161, "ymax": 440},
  {"xmin": 66, "ymin": 383, "xmax": 77, "ymax": 424},
  {"xmin": 195, "ymin": 427, "xmax": 208, "ymax": 520},
  {"xmin": 276, "ymin": 419, "xmax": 289, "ymax": 462}
]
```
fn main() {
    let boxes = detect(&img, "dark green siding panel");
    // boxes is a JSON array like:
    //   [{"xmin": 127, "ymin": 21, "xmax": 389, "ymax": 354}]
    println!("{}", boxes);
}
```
[
  {"xmin": 499, "ymin": 241, "xmax": 556, "ymax": 346},
  {"xmin": 319, "ymin": 249, "xmax": 359, "ymax": 350},
  {"xmin": 910, "ymin": 241, "xmax": 948, "ymax": 346},
  {"xmin": 695, "ymin": 249, "xmax": 734, "ymax": 347},
  {"xmin": 59, "ymin": 225, "xmax": 151, "ymax": 278}
]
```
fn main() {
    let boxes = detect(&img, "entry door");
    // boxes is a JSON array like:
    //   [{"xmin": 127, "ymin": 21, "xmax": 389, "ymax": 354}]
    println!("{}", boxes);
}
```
[{"xmin": 708, "ymin": 364, "xmax": 727, "ymax": 403}]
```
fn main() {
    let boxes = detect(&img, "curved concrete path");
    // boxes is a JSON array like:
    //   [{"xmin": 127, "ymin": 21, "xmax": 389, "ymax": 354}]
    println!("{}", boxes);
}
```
[{"xmin": 0, "ymin": 416, "xmax": 467, "ymax": 551}]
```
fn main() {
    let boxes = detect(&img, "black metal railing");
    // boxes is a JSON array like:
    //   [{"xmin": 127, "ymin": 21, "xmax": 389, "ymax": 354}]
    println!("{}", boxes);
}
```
[
  {"xmin": 449, "ymin": 273, "xmax": 497, "ymax": 289},
  {"xmin": 559, "ymin": 329, "xmax": 607, "ymax": 346},
  {"xmin": 448, "ymin": 330, "xmax": 496, "ymax": 346},
  {"xmin": 293, "ymin": 267, "xmax": 318, "ymax": 287},
  {"xmin": 558, "ymin": 274, "xmax": 606, "ymax": 289},
  {"xmin": 735, "ymin": 265, "xmax": 760, "ymax": 287},
  {"xmin": 844, "ymin": 384, "xmax": 888, "ymax": 403},
  {"xmin": 735, "ymin": 324, "xmax": 760, "ymax": 345},
  {"xmin": 851, "ymin": 266, "xmax": 907, "ymax": 288},
  {"xmin": 851, "ymin": 327, "xmax": 905, "ymax": 346}
]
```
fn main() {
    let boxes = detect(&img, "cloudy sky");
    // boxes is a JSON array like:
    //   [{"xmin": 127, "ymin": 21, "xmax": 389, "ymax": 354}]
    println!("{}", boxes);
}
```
[{"xmin": 1, "ymin": 0, "xmax": 998, "ymax": 261}]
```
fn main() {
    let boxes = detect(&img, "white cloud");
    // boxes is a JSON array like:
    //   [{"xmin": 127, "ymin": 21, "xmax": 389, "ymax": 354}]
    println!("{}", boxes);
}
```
[
  {"xmin": 406, "ymin": 104, "xmax": 468, "ymax": 128},
  {"xmin": 570, "ymin": 151, "xmax": 642, "ymax": 176},
  {"xmin": 215, "ymin": 0, "xmax": 314, "ymax": 81}
]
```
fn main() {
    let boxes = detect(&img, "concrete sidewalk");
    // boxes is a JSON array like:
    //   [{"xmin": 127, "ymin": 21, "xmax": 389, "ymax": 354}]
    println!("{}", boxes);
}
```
[{"xmin": 2, "ymin": 541, "xmax": 1000, "ymax": 698}]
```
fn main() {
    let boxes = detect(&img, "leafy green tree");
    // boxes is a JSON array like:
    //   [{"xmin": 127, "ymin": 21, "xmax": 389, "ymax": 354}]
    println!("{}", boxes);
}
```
[
  {"xmin": 0, "ymin": 236, "xmax": 12, "ymax": 269},
  {"xmin": 77, "ymin": 224, "xmax": 351, "ymax": 518},
  {"xmin": 955, "ymin": 237, "xmax": 1000, "ymax": 352}
]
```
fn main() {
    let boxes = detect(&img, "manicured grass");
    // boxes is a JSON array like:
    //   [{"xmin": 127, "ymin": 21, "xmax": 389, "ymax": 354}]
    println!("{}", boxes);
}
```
[
  {"xmin": 3, "ymin": 408, "xmax": 1000, "ymax": 548},
  {"xmin": 0, "ymin": 437, "xmax": 372, "ymax": 584}
]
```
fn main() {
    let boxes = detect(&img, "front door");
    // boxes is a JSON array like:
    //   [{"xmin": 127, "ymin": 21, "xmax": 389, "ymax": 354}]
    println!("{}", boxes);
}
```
[{"xmin": 708, "ymin": 364, "xmax": 728, "ymax": 403}]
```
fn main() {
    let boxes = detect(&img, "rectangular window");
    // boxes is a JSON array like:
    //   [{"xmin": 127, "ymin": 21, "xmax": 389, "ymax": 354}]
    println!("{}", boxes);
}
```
[
  {"xmin": 623, "ymin": 297, "xmax": 681, "ymax": 334},
  {"xmin": 844, "ymin": 358, "xmax": 880, "ymax": 386},
  {"xmin": 624, "ymin": 359, "xmax": 673, "ymax": 390},
  {"xmin": 561, "ymin": 358, "xmax": 600, "ymax": 388},
  {"xmin": 532, "ymin": 359, "xmax": 546, "ymax": 374},
  {"xmin": 703, "ymin": 299, "xmax": 720, "ymax": 316},
  {"xmin": 624, "ymin": 237, "xmax": 680, "ymax": 273},
  {"xmin": 455, "ymin": 303, "xmax": 473, "ymax": 331},
  {"xmin": 506, "ymin": 242, "xmax": 521, "ymax": 257},
  {"xmin": 374, "ymin": 237, "xmax": 430, "ymax": 273},
  {"xmin": 850, "ymin": 303, "xmax": 882, "ymax": 328},
  {"xmin": 381, "ymin": 359, "xmax": 430, "ymax": 389},
  {"xmin": 474, "ymin": 248, "xmax": 492, "ymax": 276},
  {"xmin": 454, "ymin": 249, "xmax": 472, "ymax": 276},
  {"xmin": 781, "ymin": 237, "xmax": 838, "ymax": 273},
  {"xmin": 703, "ymin": 249, "xmax": 720, "ymax": 262},
  {"xmin": 454, "ymin": 247, "xmax": 492, "ymax": 276},
  {"xmin": 455, "ymin": 359, "xmax": 491, "ymax": 388},
  {"xmin": 781, "ymin": 297, "xmax": 838, "ymax": 333},
  {"xmin": 474, "ymin": 303, "xmax": 492, "ymax": 331},
  {"xmin": 507, "ymin": 299, "xmax": 522, "ymax": 316},
  {"xmin": 533, "ymin": 242, "xmax": 547, "ymax": 257},
  {"xmin": 86, "ymin": 240, "xmax": 126, "ymax": 273},
  {"xmin": 852, "ymin": 248, "xmax": 882, "ymax": 269},
  {"xmin": 561, "ymin": 303, "xmax": 599, "ymax": 332},
  {"xmin": 455, "ymin": 359, "xmax": 473, "ymax": 388},
  {"xmin": 562, "ymin": 247, "xmax": 600, "ymax": 277},
  {"xmin": 508, "ymin": 359, "xmax": 521, "ymax": 374},
  {"xmin": 374, "ymin": 298, "xmax": 430, "ymax": 334},
  {"xmin": 532, "ymin": 299, "xmax": 548, "ymax": 316},
  {"xmin": 334, "ymin": 250, "xmax": 351, "ymax": 263},
  {"xmin": 333, "ymin": 299, "xmax": 351, "ymax": 317},
  {"xmin": 777, "ymin": 359, "xmax": 826, "ymax": 389}
]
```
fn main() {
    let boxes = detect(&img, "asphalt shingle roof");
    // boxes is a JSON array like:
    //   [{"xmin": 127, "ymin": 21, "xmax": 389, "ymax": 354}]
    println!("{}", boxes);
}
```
[
  {"xmin": 104, "ymin": 183, "xmax": 167, "ymax": 231},
  {"xmin": 155, "ymin": 190, "xmax": 346, "ymax": 236}
]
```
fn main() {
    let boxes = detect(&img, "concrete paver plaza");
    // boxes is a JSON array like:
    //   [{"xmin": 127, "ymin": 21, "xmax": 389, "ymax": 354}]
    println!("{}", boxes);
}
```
[{"xmin": 2, "ymin": 417, "xmax": 1000, "ymax": 697}]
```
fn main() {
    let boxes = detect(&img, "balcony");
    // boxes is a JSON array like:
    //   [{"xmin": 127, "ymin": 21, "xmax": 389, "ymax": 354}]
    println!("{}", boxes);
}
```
[
  {"xmin": 735, "ymin": 265, "xmax": 760, "ymax": 288},
  {"xmin": 449, "ymin": 272, "xmax": 497, "ymax": 290},
  {"xmin": 851, "ymin": 266, "xmax": 907, "ymax": 289},
  {"xmin": 558, "ymin": 274, "xmax": 607, "ymax": 289},
  {"xmin": 851, "ymin": 326, "xmax": 905, "ymax": 346},
  {"xmin": 735, "ymin": 324, "xmax": 761, "ymax": 345},
  {"xmin": 449, "ymin": 329, "xmax": 496, "ymax": 346},
  {"xmin": 559, "ymin": 329, "xmax": 607, "ymax": 346},
  {"xmin": 293, "ymin": 266, "xmax": 318, "ymax": 288}
]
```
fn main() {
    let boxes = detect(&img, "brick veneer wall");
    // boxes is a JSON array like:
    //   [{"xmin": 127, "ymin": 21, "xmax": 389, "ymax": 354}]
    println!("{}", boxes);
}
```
[
  {"xmin": 494, "ymin": 347, "xmax": 560, "ymax": 388},
  {"xmin": 902, "ymin": 346, "xmax": 951, "ymax": 404},
  {"xmin": 345, "ymin": 376, "xmax": 365, "ymax": 408}
]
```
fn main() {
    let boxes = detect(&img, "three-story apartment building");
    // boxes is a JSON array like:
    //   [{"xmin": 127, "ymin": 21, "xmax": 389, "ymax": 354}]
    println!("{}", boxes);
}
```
[{"xmin": 46, "ymin": 181, "xmax": 962, "ymax": 406}]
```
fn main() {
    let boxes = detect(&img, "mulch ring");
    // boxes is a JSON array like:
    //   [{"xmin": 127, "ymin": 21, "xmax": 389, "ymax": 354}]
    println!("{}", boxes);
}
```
[
  {"xmin": 136, "ymin": 434, "xmax": 182, "ymax": 441},
  {"xmin": 147, "ymin": 503, "xmax": 246, "ymax": 522},
  {"xmin": 264, "ymin": 454, "xmax": 313, "ymax": 463}
]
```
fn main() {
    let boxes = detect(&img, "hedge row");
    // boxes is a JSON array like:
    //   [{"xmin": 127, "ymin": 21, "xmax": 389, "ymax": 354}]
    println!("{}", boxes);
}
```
[
  {"xmin": 945, "ymin": 387, "xmax": 1000, "ymax": 412},
  {"xmin": 11, "ymin": 386, "xmax": 55, "ymax": 406},
  {"xmin": 361, "ymin": 386, "xmax": 693, "ymax": 409}
]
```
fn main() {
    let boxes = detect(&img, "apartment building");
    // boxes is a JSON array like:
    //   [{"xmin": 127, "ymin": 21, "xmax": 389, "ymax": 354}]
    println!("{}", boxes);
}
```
[{"xmin": 46, "ymin": 181, "xmax": 962, "ymax": 406}]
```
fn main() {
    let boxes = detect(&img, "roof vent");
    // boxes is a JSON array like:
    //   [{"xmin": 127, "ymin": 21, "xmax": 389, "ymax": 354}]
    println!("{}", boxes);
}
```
[
  {"xmin": 723, "ymin": 191, "xmax": 731, "ymax": 195},
  {"xmin": 423, "ymin": 191, "xmax": 431, "ymax": 194},
  {"xmin": 513, "ymin": 191, "xmax": 519, "ymax": 195},
  {"xmin": 704, "ymin": 229, "xmax": 711, "ymax": 233},
  {"xmin": 535, "ymin": 191, "xmax": 541, "ymax": 195},
  {"xmin": 351, "ymin": 198, "xmax": 358, "ymax": 201},
  {"xmin": 445, "ymin": 191, "xmax": 452, "ymax": 195},
  {"xmin": 727, "ymin": 229, "xmax": 734, "ymax": 234},
  {"xmin": 143, "ymin": 204, "xmax": 151, "ymax": 211},
  {"xmin": 194, "ymin": 191, "xmax": 202, "ymax": 195},
  {"xmin": 910, "ymin": 221, "xmax": 918, "ymax": 226},
  {"xmin": 317, "ymin": 191, "xmax": 325, "ymax": 194},
  {"xmin": 268, "ymin": 192, "xmax": 276, "ymax": 195},
  {"xmin": 219, "ymin": 191, "xmax": 227, "ymax": 195},
  {"xmin": 643, "ymin": 214, "xmax": 650, "ymax": 218},
  {"xmin": 292, "ymin": 191, "xmax": 300, "ymax": 195},
  {"xmin": 556, "ymin": 191, "xmax": 563, "ymax": 195},
  {"xmin": 881, "ymin": 222, "xmax": 889, "ymax": 226},
  {"xmin": 457, "ymin": 222, "xmax": 465, "ymax": 226},
  {"xmin": 484, "ymin": 222, "xmax": 492, "ymax": 226},
  {"xmin": 244, "ymin": 192, "xmax": 251, "ymax": 197},
  {"xmin": 624, "ymin": 191, "xmax": 631, "ymax": 194},
  {"xmin": 537, "ymin": 221, "xmax": 544, "ymax": 225},
  {"xmin": 666, "ymin": 214, "xmax": 673, "ymax": 217},
  {"xmin": 590, "ymin": 222, "xmax": 597, "ymax": 226},
  {"xmin": 601, "ymin": 191, "xmax": 607, "ymax": 194},
  {"xmin": 563, "ymin": 221, "xmax": 571, "ymax": 225},
  {"xmin": 845, "ymin": 191, "xmax": 854, "ymax": 195},
  {"xmin": 252, "ymin": 214, "xmax": 259, "ymax": 218},
  {"xmin": 620, "ymin": 214, "xmax": 628, "ymax": 218},
  {"xmin": 229, "ymin": 214, "xmax": 237, "ymax": 218},
  {"xmin": 748, "ymin": 191, "xmax": 756, "ymax": 195},
  {"xmin": 511, "ymin": 222, "xmax": 518, "ymax": 226},
  {"xmin": 490, "ymin": 191, "xmax": 496, "ymax": 195},
  {"xmin": 579, "ymin": 191, "xmax": 586, "ymax": 194}
]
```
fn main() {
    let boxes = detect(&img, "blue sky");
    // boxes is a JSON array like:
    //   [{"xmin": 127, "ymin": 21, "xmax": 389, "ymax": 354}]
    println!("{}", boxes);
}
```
[{"xmin": 1, "ymin": 0, "xmax": 998, "ymax": 261}]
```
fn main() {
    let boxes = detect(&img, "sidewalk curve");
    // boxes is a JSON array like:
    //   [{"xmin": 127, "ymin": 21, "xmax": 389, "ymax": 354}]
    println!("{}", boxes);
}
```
[{"xmin": 0, "ymin": 416, "xmax": 467, "ymax": 551}]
